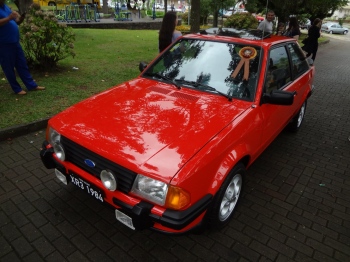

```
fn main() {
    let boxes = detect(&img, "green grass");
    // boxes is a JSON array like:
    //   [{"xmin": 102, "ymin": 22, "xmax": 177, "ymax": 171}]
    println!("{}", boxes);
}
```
[
  {"xmin": 0, "ymin": 28, "xmax": 329, "ymax": 130},
  {"xmin": 0, "ymin": 29, "xmax": 159, "ymax": 129}
]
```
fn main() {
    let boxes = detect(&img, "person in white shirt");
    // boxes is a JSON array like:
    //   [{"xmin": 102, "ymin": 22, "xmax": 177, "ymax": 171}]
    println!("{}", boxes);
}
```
[{"xmin": 257, "ymin": 10, "xmax": 275, "ymax": 34}]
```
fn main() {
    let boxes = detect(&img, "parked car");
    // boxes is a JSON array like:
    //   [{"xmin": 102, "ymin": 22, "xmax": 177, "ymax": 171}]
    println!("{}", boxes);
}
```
[
  {"xmin": 154, "ymin": 3, "xmax": 164, "ymax": 9},
  {"xmin": 300, "ymin": 19, "xmax": 311, "ymax": 29},
  {"xmin": 254, "ymin": 14, "xmax": 264, "ymax": 22},
  {"xmin": 223, "ymin": 10, "xmax": 233, "ymax": 17},
  {"xmin": 40, "ymin": 28, "xmax": 315, "ymax": 234},
  {"xmin": 321, "ymin": 22, "xmax": 348, "ymax": 34}
]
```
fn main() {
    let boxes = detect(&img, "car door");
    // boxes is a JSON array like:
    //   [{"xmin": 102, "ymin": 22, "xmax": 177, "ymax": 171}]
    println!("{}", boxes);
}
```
[
  {"xmin": 336, "ymin": 24, "xmax": 344, "ymax": 34},
  {"xmin": 259, "ymin": 44, "xmax": 295, "ymax": 145}
]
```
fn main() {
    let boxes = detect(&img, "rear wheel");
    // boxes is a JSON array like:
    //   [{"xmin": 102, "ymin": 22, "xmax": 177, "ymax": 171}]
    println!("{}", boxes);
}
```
[
  {"xmin": 205, "ymin": 163, "xmax": 245, "ymax": 229},
  {"xmin": 288, "ymin": 101, "xmax": 307, "ymax": 132}
]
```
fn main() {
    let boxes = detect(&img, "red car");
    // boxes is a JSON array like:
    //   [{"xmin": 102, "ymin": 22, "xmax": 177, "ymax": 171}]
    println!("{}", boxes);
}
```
[{"xmin": 40, "ymin": 28, "xmax": 315, "ymax": 234}]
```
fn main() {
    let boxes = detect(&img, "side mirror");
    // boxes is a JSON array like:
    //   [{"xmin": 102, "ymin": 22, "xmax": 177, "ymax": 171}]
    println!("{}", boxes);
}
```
[
  {"xmin": 263, "ymin": 90, "xmax": 295, "ymax": 105},
  {"xmin": 139, "ymin": 62, "xmax": 147, "ymax": 72}
]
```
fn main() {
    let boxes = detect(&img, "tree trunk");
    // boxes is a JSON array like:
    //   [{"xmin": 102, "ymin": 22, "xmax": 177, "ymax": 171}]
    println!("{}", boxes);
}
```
[
  {"xmin": 190, "ymin": 0, "xmax": 200, "ymax": 33},
  {"xmin": 213, "ymin": 10, "xmax": 218, "ymax": 27},
  {"xmin": 15, "ymin": 0, "xmax": 33, "ymax": 14},
  {"xmin": 102, "ymin": 0, "xmax": 108, "ymax": 14}
]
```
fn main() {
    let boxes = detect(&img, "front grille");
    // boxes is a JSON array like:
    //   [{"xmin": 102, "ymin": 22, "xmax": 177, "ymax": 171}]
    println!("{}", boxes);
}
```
[{"xmin": 61, "ymin": 136, "xmax": 137, "ymax": 193}]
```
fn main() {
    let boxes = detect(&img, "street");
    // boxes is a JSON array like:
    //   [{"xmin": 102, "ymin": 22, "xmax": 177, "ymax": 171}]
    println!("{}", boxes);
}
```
[{"xmin": 0, "ymin": 36, "xmax": 349, "ymax": 261}]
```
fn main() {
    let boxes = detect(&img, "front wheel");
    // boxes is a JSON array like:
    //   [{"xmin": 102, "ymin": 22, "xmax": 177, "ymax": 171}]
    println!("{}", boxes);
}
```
[
  {"xmin": 329, "ymin": 30, "xmax": 333, "ymax": 34},
  {"xmin": 288, "ymin": 101, "xmax": 307, "ymax": 132},
  {"xmin": 344, "ymin": 30, "xmax": 348, "ymax": 35},
  {"xmin": 205, "ymin": 163, "xmax": 245, "ymax": 229}
]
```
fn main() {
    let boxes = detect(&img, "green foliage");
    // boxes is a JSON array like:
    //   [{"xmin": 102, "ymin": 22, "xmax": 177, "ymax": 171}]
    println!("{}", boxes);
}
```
[
  {"xmin": 182, "ymin": 12, "xmax": 189, "ymax": 24},
  {"xmin": 20, "ymin": 3, "xmax": 75, "ymax": 69},
  {"xmin": 145, "ymin": 9, "xmax": 164, "ymax": 18},
  {"xmin": 224, "ymin": 13, "xmax": 259, "ymax": 29},
  {"xmin": 338, "ymin": 18, "xmax": 343, "ymax": 26}
]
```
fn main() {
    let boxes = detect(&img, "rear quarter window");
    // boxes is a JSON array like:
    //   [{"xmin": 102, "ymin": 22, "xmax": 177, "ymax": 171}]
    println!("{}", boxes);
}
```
[{"xmin": 287, "ymin": 43, "xmax": 309, "ymax": 79}]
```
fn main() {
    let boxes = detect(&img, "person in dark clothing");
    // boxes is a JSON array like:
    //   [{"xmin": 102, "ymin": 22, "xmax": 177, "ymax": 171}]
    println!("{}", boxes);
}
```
[
  {"xmin": 302, "ymin": 18, "xmax": 322, "ymax": 61},
  {"xmin": 158, "ymin": 11, "xmax": 181, "ymax": 53},
  {"xmin": 284, "ymin": 17, "xmax": 301, "ymax": 40}
]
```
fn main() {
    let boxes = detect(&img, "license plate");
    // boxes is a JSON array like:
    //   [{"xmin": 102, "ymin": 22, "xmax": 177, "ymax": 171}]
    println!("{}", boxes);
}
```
[
  {"xmin": 69, "ymin": 172, "xmax": 104, "ymax": 202},
  {"xmin": 115, "ymin": 209, "xmax": 135, "ymax": 230}
]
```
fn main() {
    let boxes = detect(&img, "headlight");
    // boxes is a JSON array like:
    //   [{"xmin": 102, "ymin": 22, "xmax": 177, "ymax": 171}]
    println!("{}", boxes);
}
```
[
  {"xmin": 131, "ymin": 174, "xmax": 190, "ymax": 209},
  {"xmin": 131, "ymin": 174, "xmax": 168, "ymax": 206},
  {"xmin": 48, "ymin": 127, "xmax": 65, "ymax": 161},
  {"xmin": 100, "ymin": 170, "xmax": 117, "ymax": 191},
  {"xmin": 48, "ymin": 127, "xmax": 61, "ymax": 145}
]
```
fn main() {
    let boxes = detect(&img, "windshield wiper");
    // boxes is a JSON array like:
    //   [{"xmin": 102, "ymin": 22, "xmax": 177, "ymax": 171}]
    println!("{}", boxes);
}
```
[
  {"xmin": 174, "ymin": 79, "xmax": 233, "ymax": 101},
  {"xmin": 143, "ymin": 72, "xmax": 181, "ymax": 89}
]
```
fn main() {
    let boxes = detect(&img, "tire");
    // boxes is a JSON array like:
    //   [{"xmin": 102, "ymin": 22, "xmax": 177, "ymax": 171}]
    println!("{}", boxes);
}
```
[
  {"xmin": 288, "ymin": 101, "xmax": 307, "ymax": 132},
  {"xmin": 344, "ymin": 30, "xmax": 348, "ymax": 35},
  {"xmin": 205, "ymin": 163, "xmax": 245, "ymax": 229},
  {"xmin": 329, "ymin": 30, "xmax": 333, "ymax": 34}
]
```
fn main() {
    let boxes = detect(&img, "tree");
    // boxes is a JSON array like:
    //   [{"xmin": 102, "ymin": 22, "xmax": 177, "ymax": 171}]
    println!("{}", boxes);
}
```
[
  {"xmin": 190, "ymin": 0, "xmax": 200, "ymax": 32},
  {"xmin": 245, "ymin": 0, "xmax": 349, "ymax": 22},
  {"xmin": 102, "ymin": 0, "xmax": 108, "ymax": 14},
  {"xmin": 14, "ymin": 0, "xmax": 33, "ymax": 14},
  {"xmin": 211, "ymin": 0, "xmax": 237, "ymax": 27}
]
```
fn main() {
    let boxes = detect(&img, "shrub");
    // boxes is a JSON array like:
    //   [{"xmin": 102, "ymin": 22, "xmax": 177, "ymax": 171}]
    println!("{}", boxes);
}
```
[
  {"xmin": 20, "ymin": 3, "xmax": 75, "ymax": 69},
  {"xmin": 224, "ymin": 13, "xmax": 259, "ymax": 30}
]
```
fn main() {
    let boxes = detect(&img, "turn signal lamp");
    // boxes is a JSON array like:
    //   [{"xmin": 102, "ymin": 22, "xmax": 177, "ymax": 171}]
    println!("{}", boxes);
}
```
[{"xmin": 165, "ymin": 186, "xmax": 191, "ymax": 210}]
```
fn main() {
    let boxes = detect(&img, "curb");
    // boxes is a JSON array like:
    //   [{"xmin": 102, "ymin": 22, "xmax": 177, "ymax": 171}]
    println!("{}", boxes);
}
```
[{"xmin": 0, "ymin": 117, "xmax": 50, "ymax": 141}]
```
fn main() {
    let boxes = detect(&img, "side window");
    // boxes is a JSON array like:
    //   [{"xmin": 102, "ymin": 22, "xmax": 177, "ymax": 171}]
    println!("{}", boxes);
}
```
[
  {"xmin": 287, "ymin": 43, "xmax": 309, "ymax": 78},
  {"xmin": 264, "ymin": 46, "xmax": 291, "ymax": 93}
]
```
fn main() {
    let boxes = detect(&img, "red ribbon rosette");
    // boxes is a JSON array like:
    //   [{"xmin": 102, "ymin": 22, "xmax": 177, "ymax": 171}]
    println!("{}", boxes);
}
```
[{"xmin": 231, "ymin": 47, "xmax": 257, "ymax": 81}]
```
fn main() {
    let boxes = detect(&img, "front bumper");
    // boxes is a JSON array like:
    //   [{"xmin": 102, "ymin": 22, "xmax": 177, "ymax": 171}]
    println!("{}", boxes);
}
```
[{"xmin": 40, "ymin": 141, "xmax": 213, "ymax": 233}]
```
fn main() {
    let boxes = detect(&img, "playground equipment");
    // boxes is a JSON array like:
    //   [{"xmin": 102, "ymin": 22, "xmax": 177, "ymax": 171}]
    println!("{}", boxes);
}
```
[
  {"xmin": 114, "ymin": 2, "xmax": 132, "ymax": 21},
  {"xmin": 53, "ymin": 4, "xmax": 100, "ymax": 22}
]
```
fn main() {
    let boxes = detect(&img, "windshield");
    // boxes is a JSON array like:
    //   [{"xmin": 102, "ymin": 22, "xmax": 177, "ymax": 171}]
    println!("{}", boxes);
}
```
[{"xmin": 143, "ymin": 39, "xmax": 262, "ymax": 101}]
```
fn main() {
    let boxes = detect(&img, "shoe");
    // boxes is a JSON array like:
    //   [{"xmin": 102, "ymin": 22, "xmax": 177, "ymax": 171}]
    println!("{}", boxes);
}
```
[
  {"xmin": 17, "ymin": 90, "xmax": 27, "ymax": 95},
  {"xmin": 33, "ymin": 86, "xmax": 45, "ymax": 91}
]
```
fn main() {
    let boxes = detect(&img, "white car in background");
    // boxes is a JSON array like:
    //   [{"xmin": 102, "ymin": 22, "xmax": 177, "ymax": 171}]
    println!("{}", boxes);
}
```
[{"xmin": 321, "ymin": 22, "xmax": 348, "ymax": 34}]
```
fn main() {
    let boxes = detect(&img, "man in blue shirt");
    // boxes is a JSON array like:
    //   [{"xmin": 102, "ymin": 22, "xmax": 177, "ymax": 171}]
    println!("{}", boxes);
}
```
[{"xmin": 0, "ymin": 0, "xmax": 45, "ymax": 95}]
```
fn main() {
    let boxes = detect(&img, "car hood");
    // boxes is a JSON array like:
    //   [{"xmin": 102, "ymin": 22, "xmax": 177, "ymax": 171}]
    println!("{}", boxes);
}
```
[{"xmin": 50, "ymin": 78, "xmax": 250, "ymax": 181}]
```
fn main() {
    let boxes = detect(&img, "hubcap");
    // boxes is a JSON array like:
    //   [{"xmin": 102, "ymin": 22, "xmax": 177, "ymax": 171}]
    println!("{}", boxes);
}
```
[
  {"xmin": 219, "ymin": 174, "xmax": 242, "ymax": 221},
  {"xmin": 297, "ymin": 103, "xmax": 306, "ymax": 127}
]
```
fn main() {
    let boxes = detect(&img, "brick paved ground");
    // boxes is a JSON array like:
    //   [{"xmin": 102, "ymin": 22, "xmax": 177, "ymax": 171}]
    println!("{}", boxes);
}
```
[{"xmin": 1, "ymin": 37, "xmax": 349, "ymax": 261}]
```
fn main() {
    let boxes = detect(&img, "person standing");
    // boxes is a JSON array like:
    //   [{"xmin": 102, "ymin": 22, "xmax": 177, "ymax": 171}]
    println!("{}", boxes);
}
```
[
  {"xmin": 302, "ymin": 18, "xmax": 322, "ymax": 61},
  {"xmin": 158, "ymin": 11, "xmax": 182, "ymax": 53},
  {"xmin": 257, "ymin": 10, "xmax": 275, "ymax": 34},
  {"xmin": 0, "ymin": 0, "xmax": 45, "ymax": 95},
  {"xmin": 284, "ymin": 17, "xmax": 301, "ymax": 40}
]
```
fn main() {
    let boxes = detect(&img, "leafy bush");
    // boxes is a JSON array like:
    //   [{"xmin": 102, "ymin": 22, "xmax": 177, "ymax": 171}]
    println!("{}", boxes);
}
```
[
  {"xmin": 224, "ymin": 13, "xmax": 259, "ymax": 29},
  {"xmin": 20, "ymin": 3, "xmax": 75, "ymax": 69}
]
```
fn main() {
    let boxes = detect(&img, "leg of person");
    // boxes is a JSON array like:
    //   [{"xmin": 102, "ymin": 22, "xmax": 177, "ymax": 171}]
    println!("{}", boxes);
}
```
[
  {"xmin": 0, "ymin": 44, "xmax": 25, "ymax": 94},
  {"xmin": 14, "ymin": 43, "xmax": 45, "ymax": 91},
  {"xmin": 311, "ymin": 46, "xmax": 318, "ymax": 61}
]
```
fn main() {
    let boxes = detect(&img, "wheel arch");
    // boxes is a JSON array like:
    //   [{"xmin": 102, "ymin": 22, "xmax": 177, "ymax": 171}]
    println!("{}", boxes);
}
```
[{"xmin": 205, "ymin": 145, "xmax": 251, "ymax": 197}]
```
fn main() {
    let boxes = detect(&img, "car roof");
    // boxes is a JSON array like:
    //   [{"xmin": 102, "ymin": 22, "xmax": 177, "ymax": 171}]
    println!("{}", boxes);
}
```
[
  {"xmin": 323, "ymin": 22, "xmax": 338, "ymax": 25},
  {"xmin": 182, "ymin": 28, "xmax": 297, "ymax": 48}
]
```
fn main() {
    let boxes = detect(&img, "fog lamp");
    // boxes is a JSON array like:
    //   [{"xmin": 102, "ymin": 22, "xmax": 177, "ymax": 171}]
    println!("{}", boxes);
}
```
[{"xmin": 100, "ymin": 170, "xmax": 117, "ymax": 191}]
